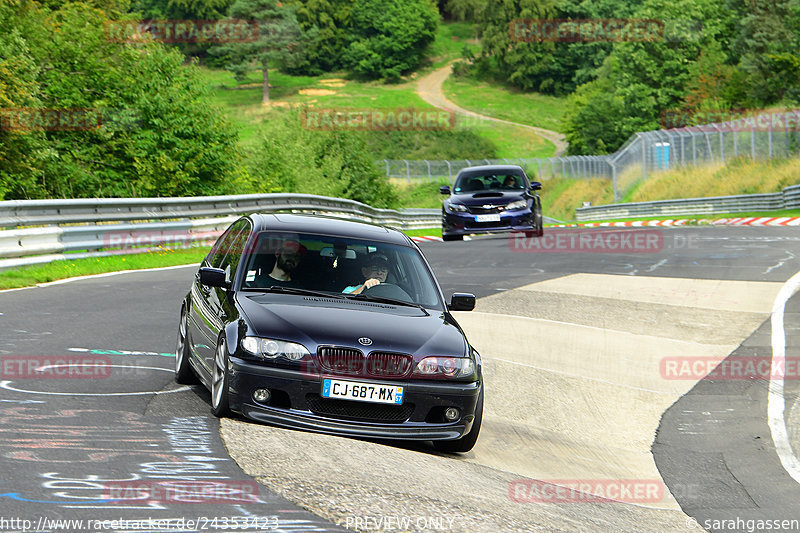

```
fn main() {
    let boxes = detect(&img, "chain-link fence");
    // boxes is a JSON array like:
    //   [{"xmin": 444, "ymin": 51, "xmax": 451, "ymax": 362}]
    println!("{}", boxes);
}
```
[{"xmin": 381, "ymin": 110, "xmax": 800, "ymax": 202}]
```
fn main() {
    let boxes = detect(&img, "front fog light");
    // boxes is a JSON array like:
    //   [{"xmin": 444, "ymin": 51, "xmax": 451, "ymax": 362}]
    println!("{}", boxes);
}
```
[
  {"xmin": 444, "ymin": 407, "xmax": 460, "ymax": 421},
  {"xmin": 253, "ymin": 388, "xmax": 271, "ymax": 403}
]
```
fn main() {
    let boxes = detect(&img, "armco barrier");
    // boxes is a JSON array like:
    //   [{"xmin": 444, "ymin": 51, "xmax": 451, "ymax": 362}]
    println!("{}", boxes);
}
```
[
  {"xmin": 0, "ymin": 194, "xmax": 441, "ymax": 271},
  {"xmin": 576, "ymin": 184, "xmax": 800, "ymax": 221}
]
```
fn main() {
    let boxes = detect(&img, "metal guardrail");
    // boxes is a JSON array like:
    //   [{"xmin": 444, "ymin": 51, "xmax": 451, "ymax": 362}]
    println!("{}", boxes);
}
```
[
  {"xmin": 0, "ymin": 193, "xmax": 441, "ymax": 271},
  {"xmin": 0, "ymin": 193, "xmax": 438, "ymax": 229},
  {"xmin": 575, "ymin": 184, "xmax": 800, "ymax": 221}
]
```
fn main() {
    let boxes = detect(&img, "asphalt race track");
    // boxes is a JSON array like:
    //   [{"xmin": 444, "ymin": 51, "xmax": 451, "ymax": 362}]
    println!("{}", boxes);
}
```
[{"xmin": 1, "ymin": 225, "xmax": 800, "ymax": 532}]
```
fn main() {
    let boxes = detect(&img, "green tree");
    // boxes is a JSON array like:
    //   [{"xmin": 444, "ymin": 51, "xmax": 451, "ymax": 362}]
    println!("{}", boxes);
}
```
[
  {"xmin": 212, "ymin": 0, "xmax": 307, "ymax": 103},
  {"xmin": 730, "ymin": 0, "xmax": 800, "ymax": 105},
  {"xmin": 342, "ymin": 0, "xmax": 438, "ymax": 81},
  {"xmin": 0, "ymin": 1, "xmax": 245, "ymax": 199},
  {"xmin": 290, "ymin": 0, "xmax": 352, "ymax": 74}
]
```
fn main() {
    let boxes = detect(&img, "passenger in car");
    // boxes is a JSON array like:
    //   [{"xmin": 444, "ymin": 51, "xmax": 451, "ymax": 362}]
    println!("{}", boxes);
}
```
[
  {"xmin": 503, "ymin": 176, "xmax": 518, "ymax": 188},
  {"xmin": 256, "ymin": 239, "xmax": 307, "ymax": 287},
  {"xmin": 342, "ymin": 253, "xmax": 390, "ymax": 295}
]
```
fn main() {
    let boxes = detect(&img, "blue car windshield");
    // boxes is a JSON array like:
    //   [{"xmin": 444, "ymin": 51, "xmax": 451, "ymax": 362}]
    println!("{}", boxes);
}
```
[
  {"xmin": 453, "ymin": 174, "xmax": 526, "ymax": 193},
  {"xmin": 240, "ymin": 231, "xmax": 444, "ymax": 310}
]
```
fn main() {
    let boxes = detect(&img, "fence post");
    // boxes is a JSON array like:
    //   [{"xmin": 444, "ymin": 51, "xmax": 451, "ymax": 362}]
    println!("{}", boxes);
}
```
[
  {"xmin": 384, "ymin": 159, "xmax": 389, "ymax": 177},
  {"xmin": 404, "ymin": 159, "xmax": 410, "ymax": 181},
  {"xmin": 611, "ymin": 161, "xmax": 618, "ymax": 203},
  {"xmin": 425, "ymin": 160, "xmax": 431, "ymax": 181},
  {"xmin": 641, "ymin": 133, "xmax": 647, "ymax": 181},
  {"xmin": 769, "ymin": 114, "xmax": 773, "ymax": 158},
  {"xmin": 446, "ymin": 160, "xmax": 452, "ymax": 181}
]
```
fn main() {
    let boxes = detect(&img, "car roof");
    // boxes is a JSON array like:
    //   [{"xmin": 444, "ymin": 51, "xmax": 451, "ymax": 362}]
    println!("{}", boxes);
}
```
[
  {"xmin": 248, "ymin": 213, "xmax": 413, "ymax": 246},
  {"xmin": 455, "ymin": 165, "xmax": 527, "ymax": 178}
]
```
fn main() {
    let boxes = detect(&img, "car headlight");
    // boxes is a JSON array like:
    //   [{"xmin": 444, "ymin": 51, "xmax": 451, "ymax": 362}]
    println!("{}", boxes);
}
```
[
  {"xmin": 241, "ymin": 336, "xmax": 310, "ymax": 361},
  {"xmin": 446, "ymin": 202, "xmax": 468, "ymax": 212},
  {"xmin": 506, "ymin": 200, "xmax": 527, "ymax": 210},
  {"xmin": 414, "ymin": 357, "xmax": 475, "ymax": 378}
]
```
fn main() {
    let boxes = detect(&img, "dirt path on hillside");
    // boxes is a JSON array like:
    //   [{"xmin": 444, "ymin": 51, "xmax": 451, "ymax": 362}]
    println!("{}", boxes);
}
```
[{"xmin": 416, "ymin": 63, "xmax": 568, "ymax": 157}]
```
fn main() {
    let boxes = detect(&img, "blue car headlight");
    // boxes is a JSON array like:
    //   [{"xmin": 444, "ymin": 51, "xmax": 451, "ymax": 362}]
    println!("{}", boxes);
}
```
[
  {"xmin": 505, "ymin": 200, "xmax": 527, "ymax": 210},
  {"xmin": 446, "ymin": 201, "xmax": 468, "ymax": 213}
]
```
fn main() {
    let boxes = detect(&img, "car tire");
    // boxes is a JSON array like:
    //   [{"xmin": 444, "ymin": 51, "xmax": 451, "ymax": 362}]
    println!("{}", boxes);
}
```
[
  {"xmin": 433, "ymin": 387, "xmax": 483, "ymax": 453},
  {"xmin": 442, "ymin": 233, "xmax": 463, "ymax": 242},
  {"xmin": 175, "ymin": 307, "xmax": 198, "ymax": 385},
  {"xmin": 211, "ymin": 338, "xmax": 231, "ymax": 417}
]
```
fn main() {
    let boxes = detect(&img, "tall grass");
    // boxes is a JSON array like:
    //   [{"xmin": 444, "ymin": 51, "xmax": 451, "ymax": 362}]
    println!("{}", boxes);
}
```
[{"xmin": 630, "ymin": 157, "xmax": 800, "ymax": 202}]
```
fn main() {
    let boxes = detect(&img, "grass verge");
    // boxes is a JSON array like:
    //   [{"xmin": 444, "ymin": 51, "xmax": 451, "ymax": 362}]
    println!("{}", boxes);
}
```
[
  {"xmin": 0, "ymin": 248, "xmax": 210, "ymax": 291},
  {"xmin": 574, "ymin": 209, "xmax": 800, "ymax": 225}
]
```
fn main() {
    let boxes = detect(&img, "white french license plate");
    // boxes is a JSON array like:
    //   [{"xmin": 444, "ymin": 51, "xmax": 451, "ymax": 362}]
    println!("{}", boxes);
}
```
[
  {"xmin": 475, "ymin": 214, "xmax": 501, "ymax": 222},
  {"xmin": 321, "ymin": 378, "xmax": 404, "ymax": 405}
]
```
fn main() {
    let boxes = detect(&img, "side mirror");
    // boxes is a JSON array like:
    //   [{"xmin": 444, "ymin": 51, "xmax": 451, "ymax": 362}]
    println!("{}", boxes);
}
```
[
  {"xmin": 529, "ymin": 181, "xmax": 542, "ymax": 191},
  {"xmin": 448, "ymin": 293, "xmax": 476, "ymax": 312},
  {"xmin": 440, "ymin": 185, "xmax": 451, "ymax": 195},
  {"xmin": 199, "ymin": 267, "xmax": 229, "ymax": 289}
]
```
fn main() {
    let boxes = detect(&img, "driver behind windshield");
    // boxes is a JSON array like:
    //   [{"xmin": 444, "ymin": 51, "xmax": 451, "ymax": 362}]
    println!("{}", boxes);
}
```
[{"xmin": 343, "ymin": 253, "xmax": 389, "ymax": 295}]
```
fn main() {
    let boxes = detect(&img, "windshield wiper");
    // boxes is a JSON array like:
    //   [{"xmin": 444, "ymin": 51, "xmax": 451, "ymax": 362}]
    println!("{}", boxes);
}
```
[
  {"xmin": 348, "ymin": 293, "xmax": 430, "ymax": 315},
  {"xmin": 242, "ymin": 286, "xmax": 346, "ymax": 299}
]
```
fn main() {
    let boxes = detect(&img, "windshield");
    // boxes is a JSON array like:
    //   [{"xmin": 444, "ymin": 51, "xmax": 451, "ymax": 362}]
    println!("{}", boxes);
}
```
[
  {"xmin": 453, "ymin": 172, "xmax": 527, "ymax": 193},
  {"xmin": 239, "ymin": 231, "xmax": 444, "ymax": 310}
]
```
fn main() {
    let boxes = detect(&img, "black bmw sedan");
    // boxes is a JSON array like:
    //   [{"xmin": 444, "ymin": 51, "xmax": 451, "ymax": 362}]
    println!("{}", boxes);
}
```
[
  {"xmin": 176, "ymin": 214, "xmax": 483, "ymax": 452},
  {"xmin": 440, "ymin": 164, "xmax": 543, "ymax": 241}
]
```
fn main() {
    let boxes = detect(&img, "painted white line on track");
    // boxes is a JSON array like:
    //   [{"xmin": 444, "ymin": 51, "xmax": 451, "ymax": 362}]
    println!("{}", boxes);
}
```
[{"xmin": 769, "ymin": 269, "xmax": 800, "ymax": 485}]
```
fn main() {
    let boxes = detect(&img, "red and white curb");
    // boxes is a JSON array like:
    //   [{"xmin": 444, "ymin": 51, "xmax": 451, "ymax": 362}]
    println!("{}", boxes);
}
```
[
  {"xmin": 411, "ymin": 236, "xmax": 443, "ymax": 242},
  {"xmin": 554, "ymin": 216, "xmax": 800, "ymax": 228}
]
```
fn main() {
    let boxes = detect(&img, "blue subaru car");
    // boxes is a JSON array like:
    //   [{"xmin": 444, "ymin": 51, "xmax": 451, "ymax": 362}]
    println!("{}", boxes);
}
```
[{"xmin": 440, "ymin": 165, "xmax": 543, "ymax": 241}]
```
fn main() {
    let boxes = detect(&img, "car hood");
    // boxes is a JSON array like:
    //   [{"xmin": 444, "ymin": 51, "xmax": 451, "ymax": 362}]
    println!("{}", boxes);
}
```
[
  {"xmin": 238, "ymin": 294, "xmax": 468, "ymax": 358},
  {"xmin": 450, "ymin": 191, "xmax": 526, "ymax": 206}
]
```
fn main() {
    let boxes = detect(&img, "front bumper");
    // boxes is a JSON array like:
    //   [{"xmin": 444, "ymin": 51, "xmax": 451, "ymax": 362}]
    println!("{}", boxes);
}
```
[
  {"xmin": 228, "ymin": 356, "xmax": 481, "ymax": 441},
  {"xmin": 442, "ymin": 210, "xmax": 535, "ymax": 237}
]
